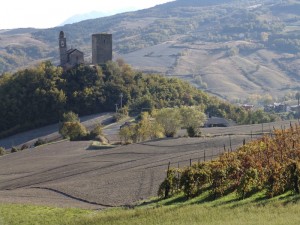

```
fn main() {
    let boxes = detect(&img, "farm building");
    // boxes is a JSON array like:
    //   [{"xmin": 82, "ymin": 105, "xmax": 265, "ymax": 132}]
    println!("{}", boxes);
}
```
[{"xmin": 204, "ymin": 117, "xmax": 236, "ymax": 127}]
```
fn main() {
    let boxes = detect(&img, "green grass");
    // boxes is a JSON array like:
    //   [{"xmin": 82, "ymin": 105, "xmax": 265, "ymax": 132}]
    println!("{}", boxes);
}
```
[
  {"xmin": 1, "ymin": 192, "xmax": 300, "ymax": 225},
  {"xmin": 0, "ymin": 204, "xmax": 90, "ymax": 225}
]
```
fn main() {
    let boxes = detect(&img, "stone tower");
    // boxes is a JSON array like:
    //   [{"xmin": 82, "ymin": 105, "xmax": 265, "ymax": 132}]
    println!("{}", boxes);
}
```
[
  {"xmin": 59, "ymin": 31, "xmax": 68, "ymax": 66},
  {"xmin": 92, "ymin": 33, "xmax": 112, "ymax": 65}
]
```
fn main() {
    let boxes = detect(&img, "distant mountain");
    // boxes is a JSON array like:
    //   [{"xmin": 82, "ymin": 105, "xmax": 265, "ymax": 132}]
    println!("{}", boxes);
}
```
[
  {"xmin": 60, "ymin": 11, "xmax": 111, "ymax": 25},
  {"xmin": 1, "ymin": 0, "xmax": 300, "ymax": 101}
]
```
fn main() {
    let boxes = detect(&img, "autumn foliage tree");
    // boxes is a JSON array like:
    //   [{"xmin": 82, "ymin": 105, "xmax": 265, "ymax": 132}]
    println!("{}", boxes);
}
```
[{"xmin": 159, "ymin": 123, "xmax": 300, "ymax": 199}]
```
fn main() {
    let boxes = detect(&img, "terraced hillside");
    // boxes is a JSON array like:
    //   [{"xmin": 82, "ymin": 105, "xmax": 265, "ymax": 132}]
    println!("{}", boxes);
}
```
[{"xmin": 1, "ymin": 0, "xmax": 300, "ymax": 100}]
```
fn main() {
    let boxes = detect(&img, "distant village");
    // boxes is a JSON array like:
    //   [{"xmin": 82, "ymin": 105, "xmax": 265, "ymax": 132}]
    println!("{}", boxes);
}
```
[{"xmin": 242, "ymin": 102, "xmax": 300, "ymax": 114}]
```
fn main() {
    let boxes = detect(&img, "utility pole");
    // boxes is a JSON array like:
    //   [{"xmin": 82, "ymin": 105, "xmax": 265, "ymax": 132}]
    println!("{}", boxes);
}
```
[
  {"xmin": 296, "ymin": 92, "xmax": 300, "ymax": 121},
  {"xmin": 120, "ymin": 93, "xmax": 123, "ymax": 109},
  {"xmin": 115, "ymin": 104, "xmax": 118, "ymax": 113}
]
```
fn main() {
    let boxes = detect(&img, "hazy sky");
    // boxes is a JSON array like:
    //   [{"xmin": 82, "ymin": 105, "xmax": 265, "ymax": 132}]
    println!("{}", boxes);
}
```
[{"xmin": 0, "ymin": 0, "xmax": 174, "ymax": 29}]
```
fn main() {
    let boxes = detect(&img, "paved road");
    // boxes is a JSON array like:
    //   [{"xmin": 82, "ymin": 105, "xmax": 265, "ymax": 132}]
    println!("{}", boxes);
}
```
[{"xmin": 0, "ymin": 112, "xmax": 114, "ymax": 149}]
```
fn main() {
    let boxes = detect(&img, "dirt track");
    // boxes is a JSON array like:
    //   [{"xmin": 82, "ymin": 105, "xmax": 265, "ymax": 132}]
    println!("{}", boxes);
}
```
[{"xmin": 0, "ymin": 120, "xmax": 297, "ymax": 209}]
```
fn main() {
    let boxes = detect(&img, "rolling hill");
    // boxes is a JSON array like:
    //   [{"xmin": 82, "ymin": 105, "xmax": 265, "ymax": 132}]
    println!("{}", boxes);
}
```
[{"xmin": 1, "ymin": 0, "xmax": 300, "ymax": 100}]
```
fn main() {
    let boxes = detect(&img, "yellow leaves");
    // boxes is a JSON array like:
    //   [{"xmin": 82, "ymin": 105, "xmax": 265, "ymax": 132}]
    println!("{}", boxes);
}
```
[{"xmin": 161, "ymin": 124, "xmax": 300, "ymax": 200}]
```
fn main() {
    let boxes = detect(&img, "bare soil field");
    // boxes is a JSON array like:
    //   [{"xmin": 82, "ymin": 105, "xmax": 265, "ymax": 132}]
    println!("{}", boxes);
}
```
[{"xmin": 0, "ymin": 120, "xmax": 297, "ymax": 209}]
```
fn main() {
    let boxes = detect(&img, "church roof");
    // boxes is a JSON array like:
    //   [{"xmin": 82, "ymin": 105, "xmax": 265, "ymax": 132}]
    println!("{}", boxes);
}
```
[{"xmin": 66, "ymin": 48, "xmax": 83, "ymax": 55}]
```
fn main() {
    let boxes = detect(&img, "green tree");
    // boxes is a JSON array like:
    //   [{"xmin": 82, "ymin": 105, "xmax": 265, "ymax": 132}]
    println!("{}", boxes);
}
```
[
  {"xmin": 136, "ymin": 112, "xmax": 164, "ymax": 141},
  {"xmin": 59, "ymin": 122, "xmax": 88, "ymax": 141},
  {"xmin": 119, "ymin": 112, "xmax": 164, "ymax": 144},
  {"xmin": 89, "ymin": 124, "xmax": 104, "ymax": 139},
  {"xmin": 119, "ymin": 124, "xmax": 136, "ymax": 144},
  {"xmin": 61, "ymin": 111, "xmax": 80, "ymax": 123},
  {"xmin": 180, "ymin": 106, "xmax": 206, "ymax": 137},
  {"xmin": 154, "ymin": 108, "xmax": 182, "ymax": 137}
]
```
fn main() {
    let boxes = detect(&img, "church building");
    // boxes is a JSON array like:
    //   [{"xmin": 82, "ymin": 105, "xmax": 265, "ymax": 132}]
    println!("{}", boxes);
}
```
[
  {"xmin": 59, "ymin": 31, "xmax": 84, "ymax": 69},
  {"xmin": 58, "ymin": 31, "xmax": 112, "ymax": 69}
]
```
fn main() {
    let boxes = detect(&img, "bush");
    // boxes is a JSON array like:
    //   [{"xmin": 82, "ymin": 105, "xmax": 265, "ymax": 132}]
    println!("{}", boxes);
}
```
[
  {"xmin": 90, "ymin": 124, "xmax": 103, "ymax": 137},
  {"xmin": 11, "ymin": 147, "xmax": 19, "ymax": 153},
  {"xmin": 187, "ymin": 127, "xmax": 201, "ymax": 137},
  {"xmin": 61, "ymin": 111, "xmax": 79, "ymax": 123},
  {"xmin": 119, "ymin": 125, "xmax": 136, "ymax": 144},
  {"xmin": 158, "ymin": 168, "xmax": 180, "ymax": 199},
  {"xmin": 59, "ymin": 122, "xmax": 88, "ymax": 141},
  {"xmin": 180, "ymin": 163, "xmax": 211, "ymax": 198},
  {"xmin": 119, "ymin": 112, "xmax": 164, "ymax": 144},
  {"xmin": 0, "ymin": 147, "xmax": 5, "ymax": 156},
  {"xmin": 34, "ymin": 139, "xmax": 47, "ymax": 147},
  {"xmin": 112, "ymin": 113, "xmax": 126, "ymax": 122},
  {"xmin": 20, "ymin": 144, "xmax": 29, "ymax": 150}
]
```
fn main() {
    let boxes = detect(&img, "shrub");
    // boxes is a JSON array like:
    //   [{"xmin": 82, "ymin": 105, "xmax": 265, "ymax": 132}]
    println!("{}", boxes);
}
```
[
  {"xmin": 187, "ymin": 127, "xmax": 201, "ymax": 137},
  {"xmin": 11, "ymin": 147, "xmax": 19, "ymax": 153},
  {"xmin": 59, "ymin": 122, "xmax": 88, "ymax": 141},
  {"xmin": 89, "ymin": 124, "xmax": 103, "ymax": 139},
  {"xmin": 180, "ymin": 163, "xmax": 211, "ymax": 198},
  {"xmin": 285, "ymin": 161, "xmax": 300, "ymax": 194},
  {"xmin": 61, "ymin": 111, "xmax": 79, "ymax": 123},
  {"xmin": 0, "ymin": 147, "xmax": 5, "ymax": 156},
  {"xmin": 237, "ymin": 167, "xmax": 261, "ymax": 199},
  {"xmin": 158, "ymin": 168, "xmax": 180, "ymax": 199},
  {"xmin": 34, "ymin": 139, "xmax": 47, "ymax": 147},
  {"xmin": 112, "ymin": 113, "xmax": 127, "ymax": 122},
  {"xmin": 119, "ymin": 125, "xmax": 136, "ymax": 144},
  {"xmin": 119, "ymin": 112, "xmax": 164, "ymax": 144},
  {"xmin": 20, "ymin": 144, "xmax": 29, "ymax": 150}
]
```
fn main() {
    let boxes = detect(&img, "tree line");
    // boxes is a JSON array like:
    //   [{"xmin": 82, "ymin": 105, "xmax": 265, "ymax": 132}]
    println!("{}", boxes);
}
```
[{"xmin": 0, "ymin": 61, "xmax": 276, "ymax": 138}]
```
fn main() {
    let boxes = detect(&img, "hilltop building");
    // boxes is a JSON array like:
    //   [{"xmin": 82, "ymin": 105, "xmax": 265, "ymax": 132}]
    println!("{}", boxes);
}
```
[
  {"xmin": 59, "ymin": 31, "xmax": 84, "ymax": 69},
  {"xmin": 92, "ymin": 33, "xmax": 112, "ymax": 65},
  {"xmin": 58, "ymin": 31, "xmax": 112, "ymax": 69}
]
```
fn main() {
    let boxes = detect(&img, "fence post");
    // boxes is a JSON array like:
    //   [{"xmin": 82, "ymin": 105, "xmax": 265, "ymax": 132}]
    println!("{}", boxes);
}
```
[
  {"xmin": 177, "ymin": 162, "xmax": 180, "ymax": 191},
  {"xmin": 204, "ymin": 150, "xmax": 206, "ymax": 162},
  {"xmin": 229, "ymin": 135, "xmax": 232, "ymax": 152},
  {"xmin": 164, "ymin": 162, "xmax": 171, "ymax": 199},
  {"xmin": 167, "ymin": 162, "xmax": 170, "ymax": 175}
]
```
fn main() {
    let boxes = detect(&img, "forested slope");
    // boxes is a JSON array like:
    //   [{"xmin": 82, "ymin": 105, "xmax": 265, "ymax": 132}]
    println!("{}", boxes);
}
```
[{"xmin": 0, "ymin": 61, "xmax": 276, "ymax": 137}]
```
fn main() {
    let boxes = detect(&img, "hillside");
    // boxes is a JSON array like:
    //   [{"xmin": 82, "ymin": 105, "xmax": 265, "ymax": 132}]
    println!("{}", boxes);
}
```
[
  {"xmin": 1, "ymin": 0, "xmax": 300, "ymax": 100},
  {"xmin": 0, "ymin": 119, "xmax": 295, "ymax": 209}
]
